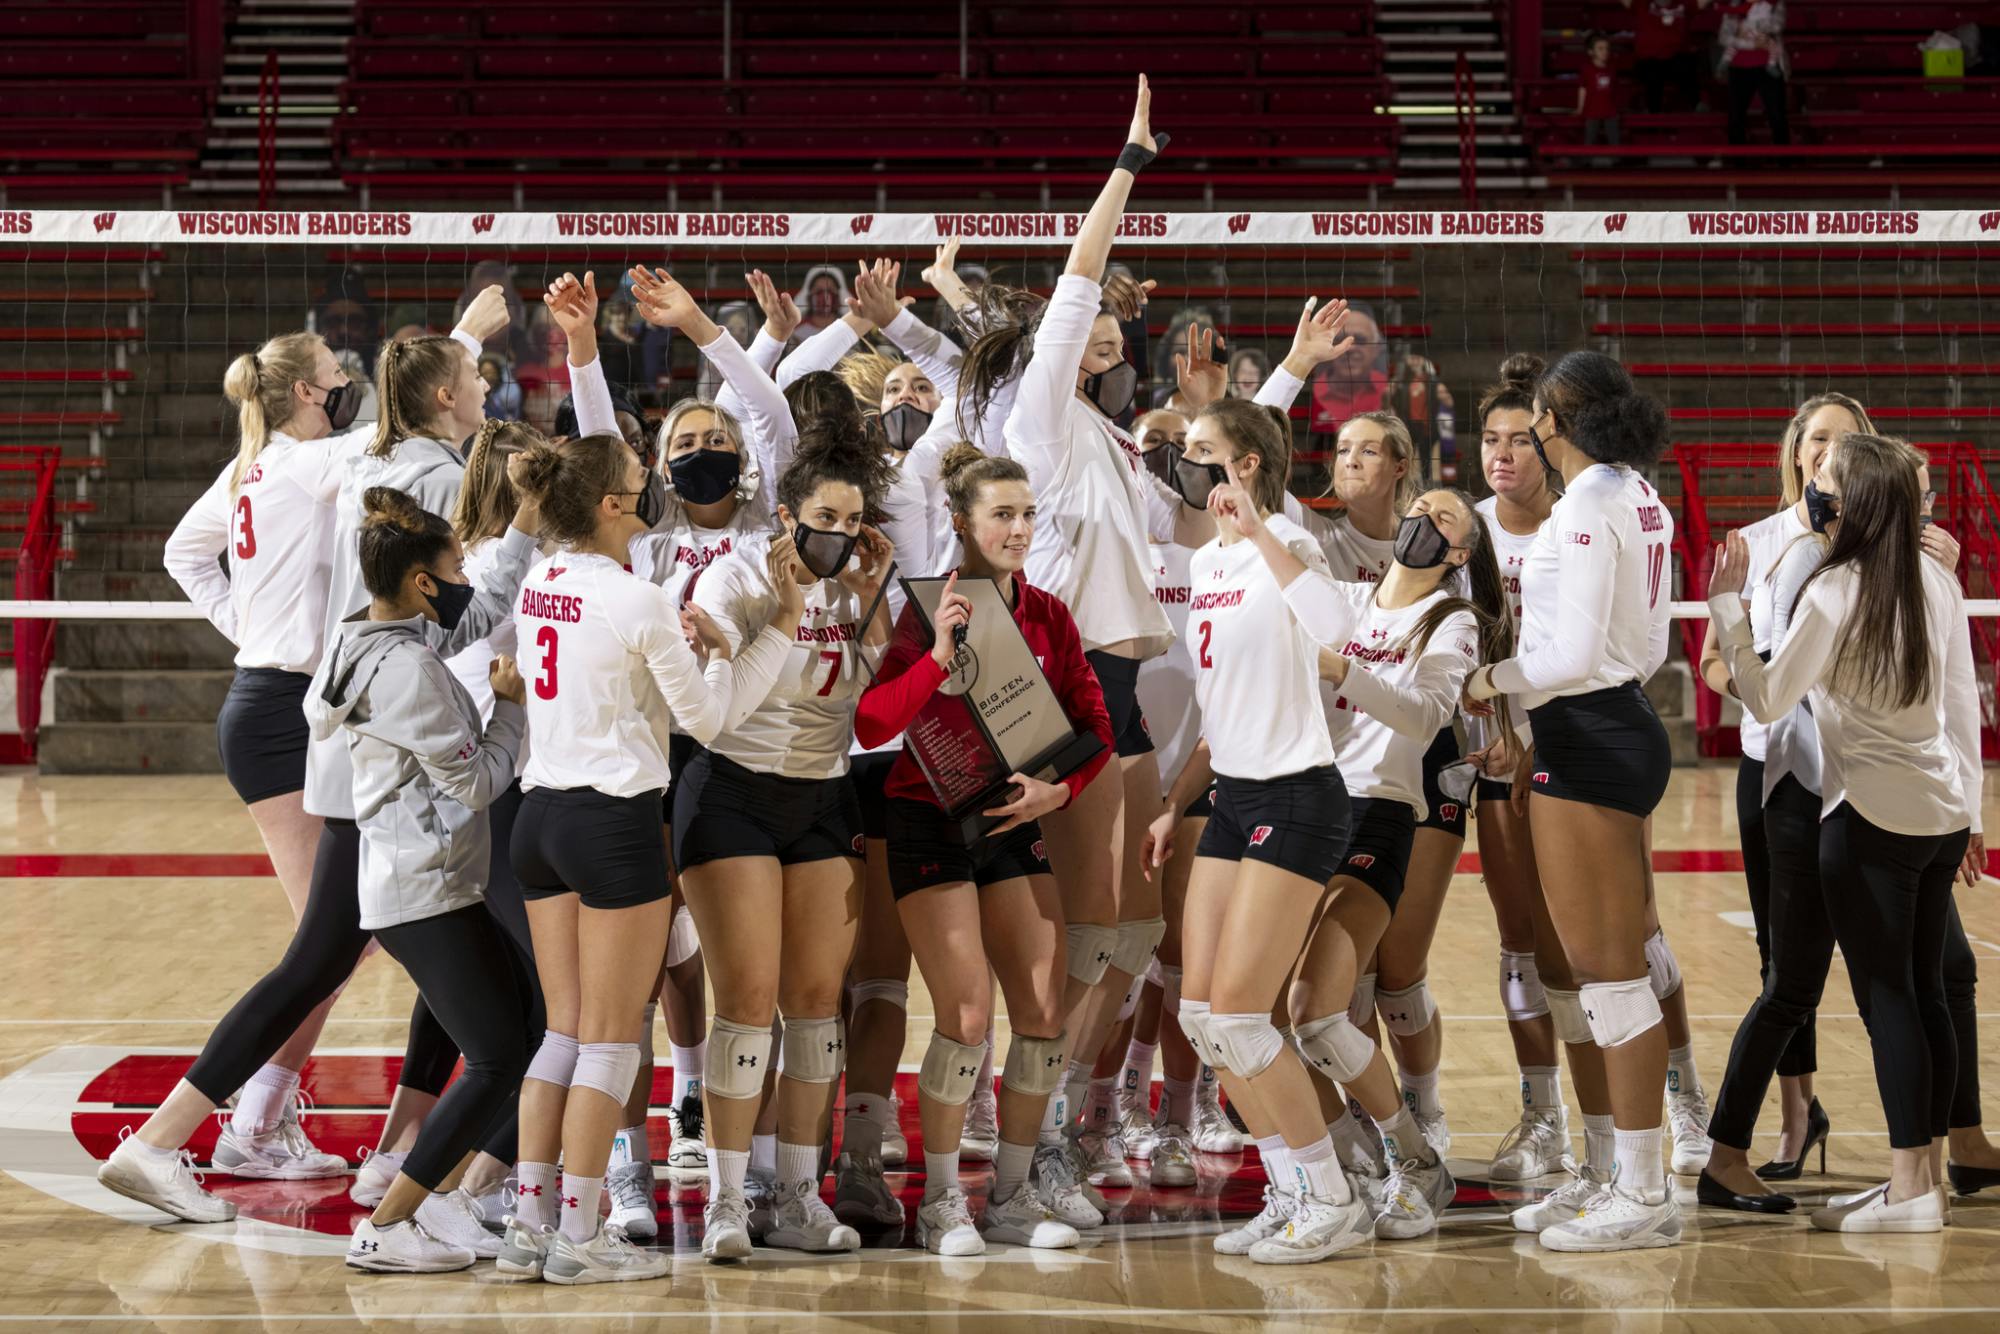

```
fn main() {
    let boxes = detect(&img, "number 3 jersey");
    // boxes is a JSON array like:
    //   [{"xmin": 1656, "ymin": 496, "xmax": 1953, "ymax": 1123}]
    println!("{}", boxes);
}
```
[{"xmin": 691, "ymin": 530, "xmax": 884, "ymax": 780}]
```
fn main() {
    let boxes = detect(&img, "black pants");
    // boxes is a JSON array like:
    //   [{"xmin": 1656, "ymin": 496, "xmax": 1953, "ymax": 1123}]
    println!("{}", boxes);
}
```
[
  {"xmin": 1944, "ymin": 896, "xmax": 1982, "ymax": 1130},
  {"xmin": 1634, "ymin": 53, "xmax": 1698, "ymax": 113},
  {"xmin": 1735, "ymin": 759, "xmax": 1815, "ymax": 1079},
  {"xmin": 1727, "ymin": 66, "xmax": 1789, "ymax": 145},
  {"xmin": 375, "ymin": 905, "xmax": 529, "ymax": 1189},
  {"xmin": 1821, "ymin": 803, "xmax": 1968, "ymax": 1150},
  {"xmin": 1709, "ymin": 774, "xmax": 1831, "ymax": 1150}
]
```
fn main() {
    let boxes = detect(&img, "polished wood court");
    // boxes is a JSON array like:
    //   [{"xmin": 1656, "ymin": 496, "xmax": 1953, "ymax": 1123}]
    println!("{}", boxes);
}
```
[{"xmin": 3, "ymin": 768, "xmax": 1997, "ymax": 1332}]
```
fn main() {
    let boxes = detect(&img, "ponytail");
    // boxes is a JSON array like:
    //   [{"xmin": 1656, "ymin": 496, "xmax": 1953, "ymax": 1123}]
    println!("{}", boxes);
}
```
[
  {"xmin": 223, "ymin": 331, "xmax": 323, "ymax": 496},
  {"xmin": 452, "ymin": 419, "xmax": 539, "ymax": 544},
  {"xmin": 370, "ymin": 334, "xmax": 466, "ymax": 458},
  {"xmin": 513, "ymin": 432, "xmax": 630, "ymax": 548}
]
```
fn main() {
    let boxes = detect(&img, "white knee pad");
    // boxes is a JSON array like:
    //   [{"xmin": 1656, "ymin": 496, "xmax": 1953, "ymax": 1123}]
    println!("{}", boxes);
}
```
[
  {"xmin": 1293, "ymin": 1012, "xmax": 1376, "ymax": 1084},
  {"xmin": 572, "ymin": 1042, "xmax": 641, "ymax": 1103},
  {"xmin": 1109, "ymin": 916, "xmax": 1167, "ymax": 977},
  {"xmin": 781, "ymin": 1016, "xmax": 845, "ymax": 1084},
  {"xmin": 1001, "ymin": 1029, "xmax": 1070, "ymax": 1097},
  {"xmin": 1500, "ymin": 950, "xmax": 1550, "ymax": 1022},
  {"xmin": 919, "ymin": 1030, "xmax": 986, "ymax": 1105},
  {"xmin": 847, "ymin": 978, "xmax": 909, "ymax": 1012},
  {"xmin": 1643, "ymin": 929, "xmax": 1682, "ymax": 1001},
  {"xmin": 1546, "ymin": 987, "xmax": 1593, "ymax": 1046},
  {"xmin": 1210, "ymin": 1012, "xmax": 1285, "ymax": 1080},
  {"xmin": 1177, "ymin": 999, "xmax": 1224, "ymax": 1070},
  {"xmin": 1066, "ymin": 923, "xmax": 1118, "ymax": 987},
  {"xmin": 1116, "ymin": 973, "xmax": 1143, "ymax": 1023},
  {"xmin": 1375, "ymin": 981, "xmax": 1436, "ymax": 1037},
  {"xmin": 665, "ymin": 904, "xmax": 701, "ymax": 968},
  {"xmin": 1347, "ymin": 973, "xmax": 1377, "ymax": 1028},
  {"xmin": 638, "ymin": 1002, "xmax": 657, "ymax": 1065},
  {"xmin": 1159, "ymin": 963, "xmax": 1183, "ymax": 1012},
  {"xmin": 706, "ymin": 1017, "xmax": 776, "ymax": 1100},
  {"xmin": 524, "ymin": 1031, "xmax": 580, "ymax": 1089},
  {"xmin": 1581, "ymin": 978, "xmax": 1663, "ymax": 1049}
]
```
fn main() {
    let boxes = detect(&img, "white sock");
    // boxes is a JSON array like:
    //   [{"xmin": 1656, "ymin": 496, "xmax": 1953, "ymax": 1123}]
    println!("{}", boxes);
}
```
[
  {"xmin": 1583, "ymin": 1113, "xmax": 1616, "ymax": 1177},
  {"xmin": 777, "ymin": 1139, "xmax": 820, "ymax": 1192},
  {"xmin": 1614, "ymin": 1126, "xmax": 1667, "ymax": 1202},
  {"xmin": 1377, "ymin": 1105, "xmax": 1436, "ymax": 1166},
  {"xmin": 750, "ymin": 1133, "xmax": 777, "ymax": 1179},
  {"xmin": 1401, "ymin": 1067, "xmax": 1442, "ymax": 1120},
  {"xmin": 517, "ymin": 1161, "xmax": 559, "ymax": 1230},
  {"xmin": 923, "ymin": 1148, "xmax": 959, "ymax": 1200},
  {"xmin": 1522, "ymin": 1065, "xmax": 1563, "ymax": 1115},
  {"xmin": 1346, "ymin": 1095, "xmax": 1378, "ymax": 1138},
  {"xmin": 710, "ymin": 1146, "xmax": 749, "ymax": 1195},
  {"xmin": 1163, "ymin": 1076, "xmax": 1196, "ymax": 1127},
  {"xmin": 1084, "ymin": 1076, "xmax": 1119, "ymax": 1129},
  {"xmin": 558, "ymin": 1172, "xmax": 602, "ymax": 1243},
  {"xmin": 1667, "ymin": 1044, "xmax": 1702, "ymax": 1098},
  {"xmin": 1256, "ymin": 1134, "xmax": 1290, "ymax": 1191},
  {"xmin": 609, "ymin": 1124, "xmax": 650, "ymax": 1170},
  {"xmin": 844, "ymin": 1092, "xmax": 890, "ymax": 1161},
  {"xmin": 232, "ymin": 1064, "xmax": 299, "ymax": 1136},
  {"xmin": 1288, "ymin": 1135, "xmax": 1351, "ymax": 1203},
  {"xmin": 1122, "ymin": 1040, "xmax": 1158, "ymax": 1113},
  {"xmin": 670, "ymin": 1041, "xmax": 705, "ymax": 1108},
  {"xmin": 1326, "ymin": 1105, "xmax": 1382, "ymax": 1175},
  {"xmin": 994, "ymin": 1138, "xmax": 1034, "ymax": 1203}
]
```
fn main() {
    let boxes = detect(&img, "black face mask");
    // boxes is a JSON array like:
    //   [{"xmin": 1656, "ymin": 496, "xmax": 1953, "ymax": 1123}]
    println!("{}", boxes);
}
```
[
  {"xmin": 1142, "ymin": 444, "xmax": 1178, "ymax": 486},
  {"xmin": 636, "ymin": 471, "xmax": 668, "ymax": 528},
  {"xmin": 1082, "ymin": 361, "xmax": 1138, "ymax": 419},
  {"xmin": 315, "ymin": 381, "xmax": 360, "ymax": 433},
  {"xmin": 793, "ymin": 520, "xmax": 859, "ymax": 580},
  {"xmin": 880, "ymin": 402, "xmax": 932, "ymax": 453},
  {"xmin": 668, "ymin": 447, "xmax": 741, "ymax": 506},
  {"xmin": 1171, "ymin": 455, "xmax": 1228, "ymax": 510},
  {"xmin": 422, "ymin": 575, "xmax": 476, "ymax": 631},
  {"xmin": 1527, "ymin": 418, "xmax": 1564, "ymax": 493},
  {"xmin": 1803, "ymin": 480, "xmax": 1839, "ymax": 533},
  {"xmin": 1393, "ymin": 513, "xmax": 1456, "ymax": 569}
]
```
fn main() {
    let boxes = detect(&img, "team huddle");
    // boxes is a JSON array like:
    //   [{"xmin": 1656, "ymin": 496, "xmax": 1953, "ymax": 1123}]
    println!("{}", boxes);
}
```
[{"xmin": 99, "ymin": 77, "xmax": 1987, "ymax": 1284}]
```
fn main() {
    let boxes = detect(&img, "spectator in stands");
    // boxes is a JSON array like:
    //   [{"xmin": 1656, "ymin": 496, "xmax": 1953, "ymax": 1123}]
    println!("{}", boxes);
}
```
[
  {"xmin": 795, "ymin": 264, "xmax": 850, "ymax": 339},
  {"xmin": 1577, "ymin": 31, "xmax": 1623, "ymax": 150},
  {"xmin": 1306, "ymin": 300, "xmax": 1387, "ymax": 449},
  {"xmin": 454, "ymin": 261, "xmax": 529, "ymax": 363},
  {"xmin": 697, "ymin": 301, "xmax": 760, "ymax": 403},
  {"xmin": 1385, "ymin": 353, "xmax": 1455, "ymax": 485},
  {"xmin": 1716, "ymin": 1, "xmax": 1789, "ymax": 147},
  {"xmin": 595, "ymin": 293, "xmax": 646, "ymax": 393},
  {"xmin": 478, "ymin": 356, "xmax": 524, "ymax": 423},
  {"xmin": 1228, "ymin": 348, "xmax": 1270, "ymax": 400},
  {"xmin": 386, "ymin": 303, "xmax": 431, "ymax": 341},
  {"xmin": 1622, "ymin": 1, "xmax": 1700, "ymax": 113}
]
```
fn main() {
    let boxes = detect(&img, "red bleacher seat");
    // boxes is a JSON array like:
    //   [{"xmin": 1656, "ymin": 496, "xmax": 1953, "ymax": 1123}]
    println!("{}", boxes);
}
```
[
  {"xmin": 1631, "ymin": 364, "xmax": 2000, "ymax": 379},
  {"xmin": 1599, "ymin": 323, "xmax": 2000, "ymax": 338}
]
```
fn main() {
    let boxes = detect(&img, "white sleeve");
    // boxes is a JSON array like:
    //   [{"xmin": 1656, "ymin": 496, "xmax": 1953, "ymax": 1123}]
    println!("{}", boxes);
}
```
[
  {"xmin": 747, "ymin": 327, "xmax": 785, "ymax": 377},
  {"xmin": 881, "ymin": 307, "xmax": 963, "ymax": 401},
  {"xmin": 1489, "ymin": 491, "xmax": 1615, "ymax": 696},
  {"xmin": 620, "ymin": 582, "xmax": 733, "ymax": 746},
  {"xmin": 163, "ymin": 469, "xmax": 238, "ymax": 643},
  {"xmin": 1279, "ymin": 560, "xmax": 1365, "ymax": 649},
  {"xmin": 776, "ymin": 319, "xmax": 862, "ymax": 388},
  {"xmin": 1941, "ymin": 588, "xmax": 1984, "ymax": 837},
  {"xmin": 1254, "ymin": 364, "xmax": 1306, "ymax": 412},
  {"xmin": 723, "ymin": 623, "xmax": 796, "ymax": 731},
  {"xmin": 1002, "ymin": 274, "xmax": 1099, "ymax": 492},
  {"xmin": 697, "ymin": 326, "xmax": 796, "ymax": 486},
  {"xmin": 1337, "ymin": 612, "xmax": 1478, "ymax": 742},
  {"xmin": 567, "ymin": 354, "xmax": 621, "ymax": 439},
  {"xmin": 1709, "ymin": 579, "xmax": 1840, "ymax": 726}
]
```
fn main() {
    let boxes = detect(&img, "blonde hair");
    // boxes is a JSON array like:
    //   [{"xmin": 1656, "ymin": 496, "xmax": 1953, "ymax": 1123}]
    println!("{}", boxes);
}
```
[
  {"xmin": 1336, "ymin": 410, "xmax": 1422, "ymax": 516},
  {"xmin": 222, "ymin": 331, "xmax": 324, "ymax": 496},
  {"xmin": 453, "ymin": 419, "xmax": 540, "ymax": 544},
  {"xmin": 654, "ymin": 397, "xmax": 744, "ymax": 469},
  {"xmin": 837, "ymin": 348, "xmax": 900, "ymax": 414},
  {"xmin": 1779, "ymin": 392, "xmax": 1875, "ymax": 508},
  {"xmin": 370, "ymin": 334, "xmax": 466, "ymax": 458}
]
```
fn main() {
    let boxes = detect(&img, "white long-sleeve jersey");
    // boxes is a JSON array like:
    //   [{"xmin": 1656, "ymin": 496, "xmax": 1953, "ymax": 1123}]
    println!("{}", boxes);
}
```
[
  {"xmin": 1136, "ymin": 539, "xmax": 1200, "ymax": 796},
  {"xmin": 1722, "ymin": 505, "xmax": 1813, "ymax": 762}
]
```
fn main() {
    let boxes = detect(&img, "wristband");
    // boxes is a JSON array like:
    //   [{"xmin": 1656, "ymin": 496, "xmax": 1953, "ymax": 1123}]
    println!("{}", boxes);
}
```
[{"xmin": 1115, "ymin": 133, "xmax": 1169, "ymax": 175}]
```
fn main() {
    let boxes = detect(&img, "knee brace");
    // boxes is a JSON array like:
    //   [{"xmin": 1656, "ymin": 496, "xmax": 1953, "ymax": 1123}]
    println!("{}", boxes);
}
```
[
  {"xmin": 1643, "ymin": 930, "xmax": 1682, "ymax": 1001},
  {"xmin": 524, "ymin": 1031, "xmax": 580, "ymax": 1089},
  {"xmin": 1293, "ymin": 1012, "xmax": 1376, "ymax": 1084},
  {"xmin": 1001, "ymin": 1029, "xmax": 1070, "ymax": 1097},
  {"xmin": 847, "ymin": 978, "xmax": 909, "ymax": 1012},
  {"xmin": 1109, "ymin": 916, "xmax": 1167, "ymax": 977},
  {"xmin": 706, "ymin": 1017, "xmax": 776, "ymax": 1100},
  {"xmin": 1065, "ymin": 923, "xmax": 1118, "ymax": 987},
  {"xmin": 1116, "ymin": 973, "xmax": 1143, "ymax": 1023},
  {"xmin": 1376, "ymin": 981, "xmax": 1436, "ymax": 1037},
  {"xmin": 638, "ymin": 1002, "xmax": 657, "ymax": 1065},
  {"xmin": 1177, "ymin": 999, "xmax": 1225, "ymax": 1070},
  {"xmin": 1500, "ymin": 950, "xmax": 1550, "ymax": 1022},
  {"xmin": 665, "ymin": 904, "xmax": 701, "ymax": 968},
  {"xmin": 1581, "ymin": 978, "xmax": 1663, "ymax": 1048},
  {"xmin": 1209, "ymin": 1012, "xmax": 1285, "ymax": 1080},
  {"xmin": 781, "ymin": 1015, "xmax": 845, "ymax": 1084},
  {"xmin": 919, "ymin": 1030, "xmax": 986, "ymax": 1105},
  {"xmin": 1546, "ymin": 987, "xmax": 1593, "ymax": 1046},
  {"xmin": 1347, "ymin": 972, "xmax": 1377, "ymax": 1028},
  {"xmin": 572, "ymin": 1042, "xmax": 641, "ymax": 1103}
]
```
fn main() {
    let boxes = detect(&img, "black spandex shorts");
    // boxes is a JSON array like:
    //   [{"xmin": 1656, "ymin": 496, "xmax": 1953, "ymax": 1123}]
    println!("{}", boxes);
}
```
[
  {"xmin": 1183, "ymin": 783, "xmax": 1216, "ymax": 820},
  {"xmin": 1334, "ymin": 797, "xmax": 1417, "ymax": 909},
  {"xmin": 1526, "ymin": 682, "xmax": 1672, "ymax": 818},
  {"xmin": 217, "ymin": 667, "xmax": 311, "ymax": 804},
  {"xmin": 512, "ymin": 786, "xmax": 671, "ymax": 909},
  {"xmin": 671, "ymin": 749, "xmax": 864, "ymax": 870},
  {"xmin": 1475, "ymin": 777, "xmax": 1513, "ymax": 806},
  {"xmin": 664, "ymin": 732, "xmax": 701, "ymax": 821},
  {"xmin": 1415, "ymin": 726, "xmax": 1469, "ymax": 838},
  {"xmin": 1086, "ymin": 649, "xmax": 1155, "ymax": 759},
  {"xmin": 884, "ymin": 798, "xmax": 1052, "ymax": 899},
  {"xmin": 850, "ymin": 749, "xmax": 899, "ymax": 843},
  {"xmin": 1195, "ymin": 764, "xmax": 1351, "ymax": 885}
]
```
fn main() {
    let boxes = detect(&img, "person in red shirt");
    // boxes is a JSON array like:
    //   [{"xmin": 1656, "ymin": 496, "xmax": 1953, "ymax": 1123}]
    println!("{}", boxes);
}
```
[
  {"xmin": 1716, "ymin": 0, "xmax": 1790, "ymax": 147},
  {"xmin": 1576, "ymin": 31, "xmax": 1623, "ymax": 150},
  {"xmin": 1622, "ymin": 0, "xmax": 1698, "ymax": 113},
  {"xmin": 854, "ymin": 445, "xmax": 1115, "ymax": 1256}
]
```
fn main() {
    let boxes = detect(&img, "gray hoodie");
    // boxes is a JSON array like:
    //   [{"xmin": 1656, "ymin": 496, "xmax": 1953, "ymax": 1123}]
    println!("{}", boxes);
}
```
[{"xmin": 307, "ymin": 609, "xmax": 525, "ymax": 931}]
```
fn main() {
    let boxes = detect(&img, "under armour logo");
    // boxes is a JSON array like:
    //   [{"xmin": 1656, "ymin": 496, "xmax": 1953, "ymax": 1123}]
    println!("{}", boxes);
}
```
[
  {"xmin": 519, "ymin": 1184, "xmax": 543, "ymax": 1196},
  {"xmin": 1505, "ymin": 970, "xmax": 1524, "ymax": 982},
  {"xmin": 918, "ymin": 863, "xmax": 941, "ymax": 877},
  {"xmin": 544, "ymin": 565, "xmax": 565, "ymax": 580},
  {"xmin": 825, "ymin": 1038, "xmax": 843, "ymax": 1053},
  {"xmin": 1045, "ymin": 1054, "xmax": 1062, "ymax": 1067},
  {"xmin": 562, "ymin": 1194, "xmax": 578, "ymax": 1209},
  {"xmin": 737, "ymin": 1054, "xmax": 759, "ymax": 1067},
  {"xmin": 1096, "ymin": 950, "xmax": 1112, "ymax": 964},
  {"xmin": 1584, "ymin": 1008, "xmax": 1596, "ymax": 1021},
  {"xmin": 1386, "ymin": 1011, "xmax": 1409, "ymax": 1024},
  {"xmin": 958, "ymin": 1065, "xmax": 976, "ymax": 1078},
  {"xmin": 356, "ymin": 1240, "xmax": 379, "ymax": 1252}
]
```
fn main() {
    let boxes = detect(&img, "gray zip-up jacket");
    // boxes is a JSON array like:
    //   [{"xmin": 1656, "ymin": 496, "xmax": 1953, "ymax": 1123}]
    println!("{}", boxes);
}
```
[{"xmin": 306, "ymin": 608, "xmax": 525, "ymax": 931}]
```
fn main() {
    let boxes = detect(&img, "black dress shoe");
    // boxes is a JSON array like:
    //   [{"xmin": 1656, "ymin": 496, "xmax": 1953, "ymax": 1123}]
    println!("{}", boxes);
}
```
[
  {"xmin": 1756, "ymin": 1098, "xmax": 1830, "ymax": 1181},
  {"xmin": 1697, "ymin": 1169, "xmax": 1796, "ymax": 1213},
  {"xmin": 1947, "ymin": 1161, "xmax": 2000, "ymax": 1197}
]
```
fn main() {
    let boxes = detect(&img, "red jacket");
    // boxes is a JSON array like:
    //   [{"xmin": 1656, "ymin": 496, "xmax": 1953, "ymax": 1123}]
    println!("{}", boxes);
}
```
[{"xmin": 856, "ymin": 570, "xmax": 1115, "ymax": 810}]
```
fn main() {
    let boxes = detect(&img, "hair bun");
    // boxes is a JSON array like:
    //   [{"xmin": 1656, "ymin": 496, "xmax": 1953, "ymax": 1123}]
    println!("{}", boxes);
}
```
[
  {"xmin": 361, "ymin": 485, "xmax": 430, "ymax": 533},
  {"xmin": 938, "ymin": 442, "xmax": 986, "ymax": 484},
  {"xmin": 1499, "ymin": 352, "xmax": 1545, "ymax": 392}
]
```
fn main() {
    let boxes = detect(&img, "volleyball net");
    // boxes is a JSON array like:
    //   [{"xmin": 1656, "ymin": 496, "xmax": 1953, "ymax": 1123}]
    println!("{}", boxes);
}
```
[{"xmin": 3, "ymin": 207, "xmax": 1997, "ymax": 760}]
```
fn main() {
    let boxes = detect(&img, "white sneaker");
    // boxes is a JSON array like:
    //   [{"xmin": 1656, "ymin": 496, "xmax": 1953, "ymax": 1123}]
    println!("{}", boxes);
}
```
[
  {"xmin": 665, "ymin": 1094, "xmax": 707, "ymax": 1173},
  {"xmin": 415, "ymin": 1188, "xmax": 502, "ymax": 1259},
  {"xmin": 1077, "ymin": 1128, "xmax": 1132, "ymax": 1188},
  {"xmin": 1214, "ymin": 1183, "xmax": 1297, "ymax": 1255},
  {"xmin": 702, "ymin": 1186, "xmax": 754, "ymax": 1262},
  {"xmin": 916, "ymin": 1187, "xmax": 986, "ymax": 1255},
  {"xmin": 1511, "ymin": 1167, "xmax": 1609, "ymax": 1233},
  {"xmin": 1192, "ymin": 1083, "xmax": 1242, "ymax": 1153},
  {"xmin": 1810, "ymin": 1182, "xmax": 1945, "ymax": 1234},
  {"xmin": 960, "ymin": 1085, "xmax": 999, "ymax": 1163},
  {"xmin": 1489, "ymin": 1108, "xmax": 1573, "ymax": 1182},
  {"xmin": 495, "ymin": 1215, "xmax": 552, "ymax": 1278},
  {"xmin": 346, "ymin": 1217, "xmax": 474, "ymax": 1274},
  {"xmin": 1373, "ymin": 1157, "xmax": 1454, "ymax": 1240},
  {"xmin": 1031, "ymin": 1141, "xmax": 1104, "ymax": 1229},
  {"xmin": 881, "ymin": 1094, "xmax": 909, "ymax": 1167},
  {"xmin": 97, "ymin": 1135, "xmax": 237, "ymax": 1223},
  {"xmin": 833, "ymin": 1150, "xmax": 905, "ymax": 1227},
  {"xmin": 470, "ymin": 1179, "xmax": 511, "ymax": 1233},
  {"xmin": 543, "ymin": 1223, "xmax": 671, "ymax": 1285},
  {"xmin": 349, "ymin": 1147, "xmax": 406, "ymax": 1206},
  {"xmin": 211, "ymin": 1094, "xmax": 347, "ymax": 1180},
  {"xmin": 764, "ymin": 1179, "xmax": 861, "ymax": 1252},
  {"xmin": 1149, "ymin": 1124, "xmax": 1197, "ymax": 1187},
  {"xmin": 1346, "ymin": 1167, "xmax": 1389, "ymax": 1219},
  {"xmin": 1122, "ymin": 1103, "xmax": 1161, "ymax": 1160},
  {"xmin": 606, "ymin": 1161, "xmax": 658, "ymax": 1241},
  {"xmin": 1415, "ymin": 1107, "xmax": 1452, "ymax": 1161},
  {"xmin": 1539, "ymin": 1185, "xmax": 1683, "ymax": 1252},
  {"xmin": 1247, "ymin": 1195, "xmax": 1374, "ymax": 1265},
  {"xmin": 981, "ymin": 1184, "xmax": 1080, "ymax": 1249},
  {"xmin": 1667, "ymin": 1088, "xmax": 1712, "ymax": 1175}
]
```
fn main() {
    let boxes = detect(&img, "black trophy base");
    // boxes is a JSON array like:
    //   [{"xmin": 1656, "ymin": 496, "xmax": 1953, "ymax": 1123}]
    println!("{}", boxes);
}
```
[{"xmin": 952, "ymin": 730, "xmax": 1106, "ymax": 845}]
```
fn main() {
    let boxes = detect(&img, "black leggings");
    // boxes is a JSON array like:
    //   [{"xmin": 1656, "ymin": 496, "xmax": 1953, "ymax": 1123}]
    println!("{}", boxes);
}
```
[
  {"xmin": 1821, "ymin": 803, "xmax": 1969, "ymax": 1150},
  {"xmin": 1726, "ymin": 66, "xmax": 1789, "ymax": 146},
  {"xmin": 374, "ymin": 904, "xmax": 530, "ymax": 1190},
  {"xmin": 1735, "ymin": 759, "xmax": 1815, "ymax": 1078},
  {"xmin": 1944, "ymin": 896, "xmax": 1982, "ymax": 1131}
]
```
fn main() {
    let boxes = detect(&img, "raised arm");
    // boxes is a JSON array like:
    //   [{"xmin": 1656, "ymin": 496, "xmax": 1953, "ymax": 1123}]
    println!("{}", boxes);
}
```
[
  {"xmin": 714, "ymin": 268, "xmax": 800, "ymax": 418},
  {"xmin": 630, "ymin": 264, "xmax": 795, "ymax": 479},
  {"xmin": 1067, "ymin": 75, "xmax": 1164, "ymax": 283},
  {"xmin": 545, "ymin": 271, "xmax": 620, "ymax": 438},
  {"xmin": 858, "ymin": 260, "xmax": 964, "ymax": 401},
  {"xmin": 163, "ymin": 468, "xmax": 238, "ymax": 642}
]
